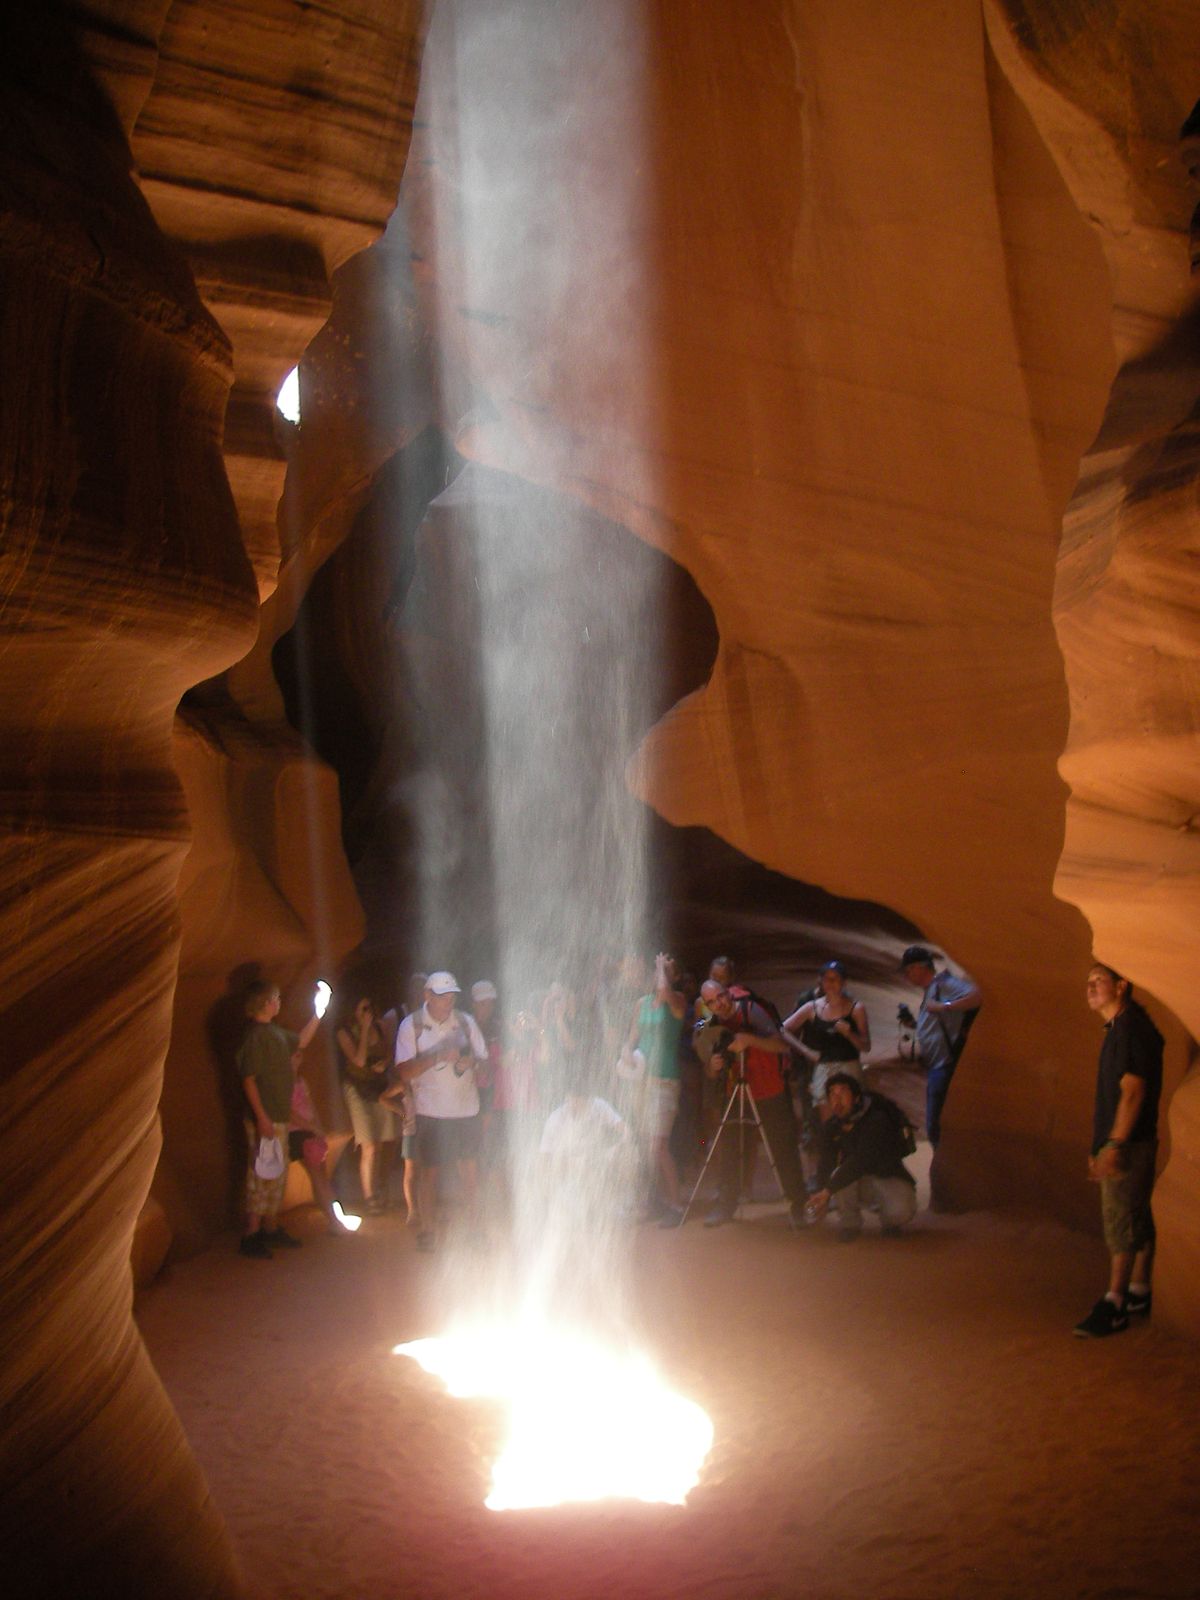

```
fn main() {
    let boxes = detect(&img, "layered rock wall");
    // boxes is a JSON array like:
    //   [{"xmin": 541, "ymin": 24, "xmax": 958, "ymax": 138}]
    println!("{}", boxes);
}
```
[
  {"xmin": 1, "ymin": 2, "xmax": 425, "ymax": 1589},
  {"xmin": 126, "ymin": 1, "xmax": 426, "ymax": 1248},
  {"xmin": 399, "ymin": 0, "xmax": 1189, "ymax": 1233},
  {"xmin": 986, "ymin": 3, "xmax": 1200, "ymax": 1331},
  {"xmin": 0, "ymin": 14, "xmax": 253, "ymax": 1593}
]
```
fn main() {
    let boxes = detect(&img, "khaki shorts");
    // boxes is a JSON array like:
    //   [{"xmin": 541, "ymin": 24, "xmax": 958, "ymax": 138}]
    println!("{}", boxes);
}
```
[
  {"xmin": 644, "ymin": 1076, "xmax": 681, "ymax": 1140},
  {"xmin": 1100, "ymin": 1140, "xmax": 1157, "ymax": 1256},
  {"xmin": 811, "ymin": 1058, "xmax": 863, "ymax": 1104}
]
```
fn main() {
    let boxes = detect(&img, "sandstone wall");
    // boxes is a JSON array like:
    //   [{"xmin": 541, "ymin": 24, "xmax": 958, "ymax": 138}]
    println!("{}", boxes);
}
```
[
  {"xmin": 399, "ymin": 0, "xmax": 1197, "ymax": 1246},
  {"xmin": 0, "ymin": 14, "xmax": 253, "ymax": 1593},
  {"xmin": 126, "ymin": 2, "xmax": 426, "ymax": 1249},
  {"xmin": 986, "ymin": 2, "xmax": 1200, "ymax": 1331},
  {"xmin": 1, "ymin": 2, "xmax": 425, "ymax": 1590}
]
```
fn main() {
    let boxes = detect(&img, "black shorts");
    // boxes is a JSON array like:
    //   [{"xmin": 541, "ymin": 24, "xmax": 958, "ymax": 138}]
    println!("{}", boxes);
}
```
[{"xmin": 415, "ymin": 1113, "xmax": 481, "ymax": 1166}]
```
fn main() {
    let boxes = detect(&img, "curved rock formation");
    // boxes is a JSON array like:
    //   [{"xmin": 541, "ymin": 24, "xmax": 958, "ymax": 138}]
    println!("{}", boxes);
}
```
[
  {"xmin": 398, "ymin": 0, "xmax": 1197, "ymax": 1240},
  {"xmin": 1, "ymin": 3, "xmax": 425, "ymax": 1592},
  {"xmin": 131, "ymin": 3, "xmax": 426, "ymax": 1249},
  {"xmin": 986, "ymin": 6, "xmax": 1200, "ymax": 1330},
  {"xmin": 6, "ymin": 3, "xmax": 1200, "ymax": 1591},
  {"xmin": 0, "ymin": 17, "xmax": 253, "ymax": 1594}
]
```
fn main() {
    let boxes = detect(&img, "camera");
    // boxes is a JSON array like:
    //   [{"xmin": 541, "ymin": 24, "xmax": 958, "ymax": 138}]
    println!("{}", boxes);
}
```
[{"xmin": 692, "ymin": 1014, "xmax": 734, "ymax": 1065}]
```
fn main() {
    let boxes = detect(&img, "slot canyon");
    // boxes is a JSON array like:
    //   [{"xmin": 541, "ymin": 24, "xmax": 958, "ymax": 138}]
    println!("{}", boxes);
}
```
[{"xmin": 3, "ymin": 3, "xmax": 1199, "ymax": 1596}]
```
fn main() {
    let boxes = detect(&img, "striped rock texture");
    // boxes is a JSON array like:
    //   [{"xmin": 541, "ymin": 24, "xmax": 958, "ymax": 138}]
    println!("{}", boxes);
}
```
[
  {"xmin": 0, "ymin": 4, "xmax": 423, "ymax": 1594},
  {"xmin": 3, "ymin": 2, "xmax": 1200, "ymax": 1593},
  {"xmin": 396, "ymin": 0, "xmax": 1199, "ymax": 1250}
]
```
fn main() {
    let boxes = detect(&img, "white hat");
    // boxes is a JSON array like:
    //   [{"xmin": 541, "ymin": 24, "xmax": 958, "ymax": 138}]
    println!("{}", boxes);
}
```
[
  {"xmin": 425, "ymin": 970, "xmax": 461, "ymax": 996},
  {"xmin": 254, "ymin": 1136, "xmax": 286, "ymax": 1181},
  {"xmin": 471, "ymin": 980, "xmax": 498, "ymax": 1002}
]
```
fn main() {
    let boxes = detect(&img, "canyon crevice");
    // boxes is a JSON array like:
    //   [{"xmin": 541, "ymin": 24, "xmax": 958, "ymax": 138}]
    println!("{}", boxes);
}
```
[{"xmin": 3, "ymin": 3, "xmax": 1200, "ymax": 1593}]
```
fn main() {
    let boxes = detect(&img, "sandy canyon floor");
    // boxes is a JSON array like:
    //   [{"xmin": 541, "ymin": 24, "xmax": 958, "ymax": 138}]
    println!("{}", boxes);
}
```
[{"xmin": 136, "ymin": 1172, "xmax": 1199, "ymax": 1600}]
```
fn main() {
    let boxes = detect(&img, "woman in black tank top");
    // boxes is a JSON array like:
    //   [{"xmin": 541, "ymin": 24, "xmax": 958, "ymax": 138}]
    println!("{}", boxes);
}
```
[{"xmin": 783, "ymin": 961, "xmax": 871, "ymax": 1113}]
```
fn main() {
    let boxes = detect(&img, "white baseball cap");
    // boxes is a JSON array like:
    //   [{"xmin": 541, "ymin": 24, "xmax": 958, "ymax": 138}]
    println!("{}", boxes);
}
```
[
  {"xmin": 471, "ymin": 980, "xmax": 498, "ymax": 1002},
  {"xmin": 425, "ymin": 971, "xmax": 461, "ymax": 996}
]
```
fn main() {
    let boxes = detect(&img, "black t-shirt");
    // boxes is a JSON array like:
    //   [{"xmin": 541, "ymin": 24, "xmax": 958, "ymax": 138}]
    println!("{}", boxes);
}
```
[{"xmin": 1092, "ymin": 1000, "xmax": 1163, "ymax": 1155}]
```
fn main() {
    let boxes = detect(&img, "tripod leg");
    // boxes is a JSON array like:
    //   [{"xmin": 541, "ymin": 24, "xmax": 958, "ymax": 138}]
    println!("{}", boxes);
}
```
[
  {"xmin": 745, "ymin": 1086, "xmax": 800, "ymax": 1231},
  {"xmin": 682, "ymin": 1079, "xmax": 743, "ymax": 1222}
]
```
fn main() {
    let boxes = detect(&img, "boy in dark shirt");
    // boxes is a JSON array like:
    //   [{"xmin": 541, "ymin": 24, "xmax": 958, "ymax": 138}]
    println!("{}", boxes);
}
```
[
  {"xmin": 1074, "ymin": 963, "xmax": 1164, "ymax": 1337},
  {"xmin": 238, "ymin": 980, "xmax": 324, "ymax": 1259}
]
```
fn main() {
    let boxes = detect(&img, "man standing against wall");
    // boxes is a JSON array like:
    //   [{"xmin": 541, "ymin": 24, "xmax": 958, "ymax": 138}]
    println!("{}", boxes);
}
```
[
  {"xmin": 900, "ymin": 945, "xmax": 981, "ymax": 1149},
  {"xmin": 1073, "ymin": 963, "xmax": 1163, "ymax": 1339}
]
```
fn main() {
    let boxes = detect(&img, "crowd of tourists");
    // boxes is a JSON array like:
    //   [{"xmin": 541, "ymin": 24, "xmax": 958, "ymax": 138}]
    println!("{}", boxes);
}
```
[
  {"xmin": 235, "ymin": 944, "xmax": 1164, "ymax": 1340},
  {"xmin": 236, "ymin": 947, "xmax": 979, "ymax": 1255}
]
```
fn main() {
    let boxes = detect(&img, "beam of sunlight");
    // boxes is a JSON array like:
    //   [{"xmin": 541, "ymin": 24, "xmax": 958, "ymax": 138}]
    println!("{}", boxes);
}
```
[{"xmin": 384, "ymin": 2, "xmax": 713, "ymax": 1508}]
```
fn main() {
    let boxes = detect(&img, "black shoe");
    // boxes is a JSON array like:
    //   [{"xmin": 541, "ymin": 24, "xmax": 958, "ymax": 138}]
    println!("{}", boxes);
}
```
[
  {"xmin": 239, "ymin": 1233, "xmax": 273, "ymax": 1259},
  {"xmin": 1124, "ymin": 1289, "xmax": 1152, "ymax": 1317},
  {"xmin": 1073, "ymin": 1297, "xmax": 1129, "ymax": 1338},
  {"xmin": 880, "ymin": 1225, "xmax": 904, "ymax": 1238},
  {"xmin": 704, "ymin": 1205, "xmax": 735, "ymax": 1228},
  {"xmin": 837, "ymin": 1227, "xmax": 861, "ymax": 1244},
  {"xmin": 658, "ymin": 1205, "xmax": 685, "ymax": 1229},
  {"xmin": 260, "ymin": 1228, "xmax": 302, "ymax": 1250}
]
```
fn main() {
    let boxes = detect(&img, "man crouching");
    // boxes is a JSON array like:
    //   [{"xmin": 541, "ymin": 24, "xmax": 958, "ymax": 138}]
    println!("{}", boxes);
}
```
[{"xmin": 807, "ymin": 1072, "xmax": 917, "ymax": 1241}]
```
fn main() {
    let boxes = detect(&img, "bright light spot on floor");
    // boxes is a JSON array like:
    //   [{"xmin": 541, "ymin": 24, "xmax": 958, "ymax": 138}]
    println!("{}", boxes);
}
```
[
  {"xmin": 395, "ymin": 1323, "xmax": 712, "ymax": 1510},
  {"xmin": 276, "ymin": 366, "xmax": 300, "ymax": 423},
  {"xmin": 332, "ymin": 1202, "xmax": 362, "ymax": 1233}
]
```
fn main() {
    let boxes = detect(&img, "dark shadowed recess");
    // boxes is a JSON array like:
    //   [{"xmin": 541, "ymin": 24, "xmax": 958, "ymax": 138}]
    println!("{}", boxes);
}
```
[{"xmin": 274, "ymin": 432, "xmax": 918, "ymax": 1002}]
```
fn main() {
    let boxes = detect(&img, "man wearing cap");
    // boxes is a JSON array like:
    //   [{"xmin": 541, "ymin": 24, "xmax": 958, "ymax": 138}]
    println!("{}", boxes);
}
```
[
  {"xmin": 900, "ymin": 946, "xmax": 982, "ymax": 1149},
  {"xmin": 394, "ymin": 971, "xmax": 488, "ymax": 1251}
]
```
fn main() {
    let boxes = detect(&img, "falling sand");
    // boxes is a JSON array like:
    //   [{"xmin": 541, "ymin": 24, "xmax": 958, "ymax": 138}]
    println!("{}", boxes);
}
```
[{"xmin": 137, "ymin": 1200, "xmax": 1199, "ymax": 1600}]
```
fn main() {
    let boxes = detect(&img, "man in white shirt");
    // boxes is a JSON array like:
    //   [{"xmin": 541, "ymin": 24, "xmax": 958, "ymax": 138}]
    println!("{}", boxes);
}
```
[{"xmin": 394, "ymin": 971, "xmax": 488, "ymax": 1252}]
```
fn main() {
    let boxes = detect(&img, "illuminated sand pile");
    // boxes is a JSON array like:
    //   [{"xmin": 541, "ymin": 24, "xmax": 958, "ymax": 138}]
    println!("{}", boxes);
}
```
[{"xmin": 397, "ymin": 1324, "xmax": 713, "ymax": 1510}]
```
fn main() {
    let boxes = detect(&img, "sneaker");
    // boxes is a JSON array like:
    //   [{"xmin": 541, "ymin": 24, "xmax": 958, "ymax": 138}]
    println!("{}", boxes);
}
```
[
  {"xmin": 415, "ymin": 1231, "xmax": 437, "ymax": 1253},
  {"xmin": 260, "ymin": 1228, "xmax": 302, "ymax": 1250},
  {"xmin": 704, "ymin": 1205, "xmax": 735, "ymax": 1228},
  {"xmin": 1124, "ymin": 1289, "xmax": 1152, "ymax": 1317},
  {"xmin": 1073, "ymin": 1297, "xmax": 1129, "ymax": 1338},
  {"xmin": 239, "ymin": 1233, "xmax": 273, "ymax": 1259},
  {"xmin": 657, "ymin": 1205, "xmax": 685, "ymax": 1229}
]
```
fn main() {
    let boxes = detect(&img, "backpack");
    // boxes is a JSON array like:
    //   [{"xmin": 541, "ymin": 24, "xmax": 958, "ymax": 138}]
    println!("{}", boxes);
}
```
[
  {"xmin": 728, "ymin": 984, "xmax": 784, "ymax": 1031},
  {"xmin": 873, "ymin": 1091, "xmax": 918, "ymax": 1158}
]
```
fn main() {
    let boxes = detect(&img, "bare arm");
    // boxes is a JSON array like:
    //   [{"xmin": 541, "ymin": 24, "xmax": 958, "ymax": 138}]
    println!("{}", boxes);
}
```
[
  {"xmin": 653, "ymin": 953, "xmax": 685, "ymax": 1020},
  {"xmin": 928, "ymin": 979, "xmax": 981, "ymax": 1016},
  {"xmin": 782, "ymin": 1000, "xmax": 814, "ymax": 1033},
  {"xmin": 297, "ymin": 1011, "xmax": 321, "ymax": 1051},
  {"xmin": 781, "ymin": 1002, "xmax": 820, "ymax": 1064},
  {"xmin": 833, "ymin": 1001, "xmax": 870, "ymax": 1054},
  {"xmin": 729, "ymin": 1028, "xmax": 789, "ymax": 1055}
]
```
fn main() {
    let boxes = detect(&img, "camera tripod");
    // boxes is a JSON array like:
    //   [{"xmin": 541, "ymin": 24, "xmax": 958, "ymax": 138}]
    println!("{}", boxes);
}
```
[{"xmin": 681, "ymin": 1053, "xmax": 799, "ymax": 1228}]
